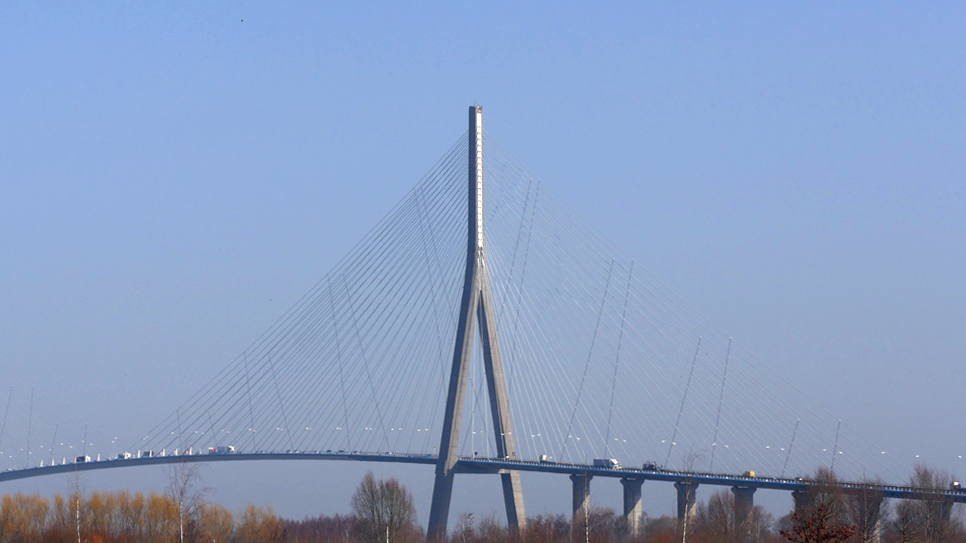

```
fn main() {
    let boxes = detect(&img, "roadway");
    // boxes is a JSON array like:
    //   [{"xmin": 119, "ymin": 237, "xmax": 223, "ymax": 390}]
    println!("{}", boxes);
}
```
[{"xmin": 1, "ymin": 451, "xmax": 963, "ymax": 503}]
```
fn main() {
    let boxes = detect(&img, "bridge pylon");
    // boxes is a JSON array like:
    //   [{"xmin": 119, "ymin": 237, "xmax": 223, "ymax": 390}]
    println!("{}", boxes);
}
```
[{"xmin": 427, "ymin": 106, "xmax": 526, "ymax": 539}]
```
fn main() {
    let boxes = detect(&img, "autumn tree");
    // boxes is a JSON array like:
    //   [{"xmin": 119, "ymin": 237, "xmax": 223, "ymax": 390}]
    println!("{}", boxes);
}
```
[
  {"xmin": 644, "ymin": 515, "xmax": 681, "ymax": 543},
  {"xmin": 0, "ymin": 489, "xmax": 300, "ymax": 543},
  {"xmin": 235, "ymin": 504, "xmax": 283, "ymax": 543},
  {"xmin": 780, "ymin": 467, "xmax": 855, "ymax": 543},
  {"xmin": 779, "ymin": 501, "xmax": 854, "ymax": 543},
  {"xmin": 198, "ymin": 502, "xmax": 234, "ymax": 543},
  {"xmin": 0, "ymin": 491, "xmax": 50, "ymax": 541}
]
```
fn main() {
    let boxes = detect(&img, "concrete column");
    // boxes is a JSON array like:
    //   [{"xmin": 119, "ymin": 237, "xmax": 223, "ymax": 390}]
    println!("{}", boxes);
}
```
[
  {"xmin": 571, "ymin": 474, "xmax": 593, "ymax": 525},
  {"xmin": 674, "ymin": 481, "xmax": 698, "ymax": 522},
  {"xmin": 941, "ymin": 499, "xmax": 954, "ymax": 524},
  {"xmin": 621, "ymin": 478, "xmax": 644, "ymax": 538},
  {"xmin": 732, "ymin": 486, "xmax": 756, "ymax": 523},
  {"xmin": 791, "ymin": 489, "xmax": 812, "ymax": 513}
]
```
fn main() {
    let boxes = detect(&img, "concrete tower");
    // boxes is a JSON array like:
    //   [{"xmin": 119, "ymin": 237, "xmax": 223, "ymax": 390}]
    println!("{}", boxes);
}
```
[{"xmin": 427, "ymin": 106, "xmax": 526, "ymax": 538}]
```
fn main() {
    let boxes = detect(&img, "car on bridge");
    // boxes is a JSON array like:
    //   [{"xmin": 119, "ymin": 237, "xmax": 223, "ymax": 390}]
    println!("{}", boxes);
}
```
[{"xmin": 208, "ymin": 446, "xmax": 236, "ymax": 454}]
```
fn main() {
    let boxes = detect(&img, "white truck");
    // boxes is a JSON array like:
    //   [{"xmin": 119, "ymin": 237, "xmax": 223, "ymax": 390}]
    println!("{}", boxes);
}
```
[
  {"xmin": 593, "ymin": 458, "xmax": 622, "ymax": 469},
  {"xmin": 208, "ymin": 445, "xmax": 236, "ymax": 454}
]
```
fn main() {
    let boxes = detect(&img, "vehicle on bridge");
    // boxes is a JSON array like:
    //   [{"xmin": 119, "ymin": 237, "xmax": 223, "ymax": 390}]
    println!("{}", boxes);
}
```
[
  {"xmin": 116, "ymin": 452, "xmax": 132, "ymax": 459},
  {"xmin": 593, "ymin": 458, "xmax": 622, "ymax": 469},
  {"xmin": 643, "ymin": 461, "xmax": 660, "ymax": 471},
  {"xmin": 208, "ymin": 446, "xmax": 236, "ymax": 454},
  {"xmin": 539, "ymin": 455, "xmax": 552, "ymax": 463},
  {"xmin": 74, "ymin": 455, "xmax": 90, "ymax": 463}
]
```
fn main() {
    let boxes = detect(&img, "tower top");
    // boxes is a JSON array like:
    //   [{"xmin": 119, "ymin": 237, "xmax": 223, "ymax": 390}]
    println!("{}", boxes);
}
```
[{"xmin": 469, "ymin": 106, "xmax": 484, "ymax": 255}]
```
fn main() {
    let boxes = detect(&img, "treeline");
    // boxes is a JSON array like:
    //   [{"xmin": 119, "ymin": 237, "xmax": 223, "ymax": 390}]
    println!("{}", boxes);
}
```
[
  {"xmin": 291, "ymin": 466, "xmax": 966, "ymax": 543},
  {"xmin": 0, "ymin": 490, "xmax": 282, "ymax": 543},
  {"xmin": 3, "ymin": 465, "xmax": 966, "ymax": 543},
  {"xmin": 283, "ymin": 506, "xmax": 769, "ymax": 543},
  {"xmin": 280, "ymin": 465, "xmax": 966, "ymax": 543}
]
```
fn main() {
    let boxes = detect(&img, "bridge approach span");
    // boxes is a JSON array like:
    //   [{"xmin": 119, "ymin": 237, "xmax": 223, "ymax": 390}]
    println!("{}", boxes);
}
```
[
  {"xmin": 460, "ymin": 458, "xmax": 966, "ymax": 503},
  {"xmin": 2, "ymin": 453, "xmax": 963, "ymax": 504},
  {"xmin": 0, "ymin": 452, "xmax": 437, "ymax": 485}
]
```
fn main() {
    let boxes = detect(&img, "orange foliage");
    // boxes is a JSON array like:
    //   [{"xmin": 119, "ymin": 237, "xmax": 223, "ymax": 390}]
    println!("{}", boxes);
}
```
[{"xmin": 0, "ymin": 489, "xmax": 279, "ymax": 543}]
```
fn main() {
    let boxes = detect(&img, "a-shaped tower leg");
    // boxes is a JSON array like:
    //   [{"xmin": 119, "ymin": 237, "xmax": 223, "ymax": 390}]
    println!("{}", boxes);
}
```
[{"xmin": 427, "ymin": 106, "xmax": 526, "ymax": 539}]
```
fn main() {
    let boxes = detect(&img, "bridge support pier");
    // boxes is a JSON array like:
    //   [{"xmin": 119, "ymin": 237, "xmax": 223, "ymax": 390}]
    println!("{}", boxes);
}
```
[
  {"xmin": 942, "ymin": 499, "xmax": 954, "ymax": 524},
  {"xmin": 732, "ymin": 486, "xmax": 756, "ymax": 523},
  {"xmin": 674, "ymin": 481, "xmax": 698, "ymax": 522},
  {"xmin": 792, "ymin": 489, "xmax": 812, "ymax": 513},
  {"xmin": 571, "ymin": 474, "xmax": 593, "ymax": 527},
  {"xmin": 621, "ymin": 478, "xmax": 644, "ymax": 538}
]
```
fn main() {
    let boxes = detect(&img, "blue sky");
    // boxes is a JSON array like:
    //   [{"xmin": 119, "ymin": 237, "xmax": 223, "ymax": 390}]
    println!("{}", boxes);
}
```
[{"xmin": 2, "ymin": 0, "xmax": 965, "ymax": 525}]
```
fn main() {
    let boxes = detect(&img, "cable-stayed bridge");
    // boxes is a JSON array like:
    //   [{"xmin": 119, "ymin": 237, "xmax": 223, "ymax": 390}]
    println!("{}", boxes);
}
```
[{"xmin": 0, "ymin": 107, "xmax": 960, "ymax": 537}]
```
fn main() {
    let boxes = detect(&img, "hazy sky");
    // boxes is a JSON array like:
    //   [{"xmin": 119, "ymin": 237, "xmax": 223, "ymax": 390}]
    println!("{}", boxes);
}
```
[{"xmin": 2, "ymin": 0, "xmax": 965, "ymax": 526}]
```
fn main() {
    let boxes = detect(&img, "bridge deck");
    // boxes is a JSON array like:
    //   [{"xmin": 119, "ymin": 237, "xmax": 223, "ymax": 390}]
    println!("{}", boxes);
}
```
[{"xmin": 2, "ymin": 452, "xmax": 962, "ymax": 503}]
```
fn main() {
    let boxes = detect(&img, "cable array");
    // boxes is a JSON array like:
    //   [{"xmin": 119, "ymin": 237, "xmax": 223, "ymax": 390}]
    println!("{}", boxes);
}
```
[
  {"xmin": 132, "ymin": 134, "xmax": 470, "ymax": 458},
  {"xmin": 117, "ymin": 126, "xmax": 907, "ymax": 486},
  {"xmin": 480, "ymin": 132, "xmax": 907, "ymax": 482},
  {"xmin": 0, "ymin": 369, "xmax": 105, "ymax": 470}
]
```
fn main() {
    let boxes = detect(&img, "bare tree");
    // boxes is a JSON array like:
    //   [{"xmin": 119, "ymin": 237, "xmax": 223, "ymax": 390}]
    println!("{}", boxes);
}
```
[
  {"xmin": 891, "ymin": 498, "xmax": 922, "ymax": 543},
  {"xmin": 746, "ymin": 505, "xmax": 774, "ymax": 543},
  {"xmin": 680, "ymin": 449, "xmax": 705, "ymax": 543},
  {"xmin": 811, "ymin": 467, "xmax": 844, "ymax": 516},
  {"xmin": 841, "ymin": 477, "xmax": 887, "ymax": 543},
  {"xmin": 695, "ymin": 490, "xmax": 737, "ymax": 543},
  {"xmin": 453, "ymin": 512, "xmax": 475, "ymax": 543},
  {"xmin": 67, "ymin": 468, "xmax": 86, "ymax": 543},
  {"xmin": 351, "ymin": 471, "xmax": 418, "ymax": 543},
  {"xmin": 165, "ymin": 460, "xmax": 210, "ymax": 543},
  {"xmin": 905, "ymin": 464, "xmax": 957, "ymax": 543}
]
